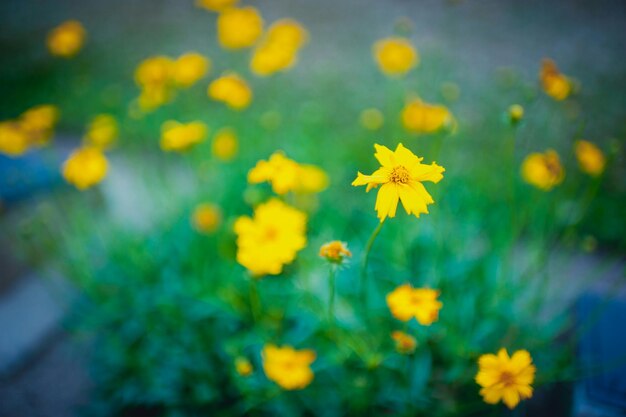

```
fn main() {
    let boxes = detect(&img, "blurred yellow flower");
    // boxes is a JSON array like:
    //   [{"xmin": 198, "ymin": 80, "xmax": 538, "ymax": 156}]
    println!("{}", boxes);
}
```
[
  {"xmin": 319, "ymin": 241, "xmax": 352, "ymax": 264},
  {"xmin": 267, "ymin": 19, "xmax": 308, "ymax": 49},
  {"xmin": 360, "ymin": 108, "xmax": 384, "ymax": 131},
  {"xmin": 211, "ymin": 127, "xmax": 238, "ymax": 161},
  {"xmin": 192, "ymin": 203, "xmax": 222, "ymax": 234},
  {"xmin": 234, "ymin": 356, "xmax": 253, "ymax": 377},
  {"xmin": 391, "ymin": 331, "xmax": 417, "ymax": 354},
  {"xmin": 234, "ymin": 198, "xmax": 307, "ymax": 276},
  {"xmin": 476, "ymin": 348, "xmax": 536, "ymax": 409},
  {"xmin": 575, "ymin": 140, "xmax": 605, "ymax": 177},
  {"xmin": 138, "ymin": 84, "xmax": 172, "ymax": 112},
  {"xmin": 352, "ymin": 143, "xmax": 444, "ymax": 222},
  {"xmin": 135, "ymin": 56, "xmax": 175, "ymax": 88},
  {"xmin": 373, "ymin": 37, "xmax": 418, "ymax": 76},
  {"xmin": 248, "ymin": 152, "xmax": 328, "ymax": 195},
  {"xmin": 19, "ymin": 104, "xmax": 60, "ymax": 145},
  {"xmin": 160, "ymin": 121, "xmax": 208, "ymax": 152},
  {"xmin": 217, "ymin": 7, "xmax": 263, "ymax": 49},
  {"xmin": 386, "ymin": 284, "xmax": 442, "ymax": 325},
  {"xmin": 262, "ymin": 344, "xmax": 315, "ymax": 390},
  {"xmin": 402, "ymin": 99, "xmax": 453, "ymax": 134},
  {"xmin": 47, "ymin": 20, "xmax": 86, "ymax": 58},
  {"xmin": 295, "ymin": 164, "xmax": 329, "ymax": 194},
  {"xmin": 208, "ymin": 73, "xmax": 252, "ymax": 110},
  {"xmin": 540, "ymin": 59, "xmax": 571, "ymax": 101},
  {"xmin": 84, "ymin": 114, "xmax": 118, "ymax": 149},
  {"xmin": 250, "ymin": 19, "xmax": 308, "ymax": 76},
  {"xmin": 0, "ymin": 122, "xmax": 30, "ymax": 157},
  {"xmin": 521, "ymin": 149, "xmax": 564, "ymax": 191},
  {"xmin": 172, "ymin": 52, "xmax": 210, "ymax": 87},
  {"xmin": 196, "ymin": 0, "xmax": 238, "ymax": 12},
  {"xmin": 62, "ymin": 147, "xmax": 108, "ymax": 190},
  {"xmin": 508, "ymin": 104, "xmax": 524, "ymax": 124}
]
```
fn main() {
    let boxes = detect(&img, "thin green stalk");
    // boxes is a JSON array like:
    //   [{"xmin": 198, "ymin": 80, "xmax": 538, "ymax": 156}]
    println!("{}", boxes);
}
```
[
  {"xmin": 328, "ymin": 265, "xmax": 337, "ymax": 323},
  {"xmin": 248, "ymin": 277, "xmax": 262, "ymax": 323},
  {"xmin": 361, "ymin": 220, "xmax": 385, "ymax": 310}
]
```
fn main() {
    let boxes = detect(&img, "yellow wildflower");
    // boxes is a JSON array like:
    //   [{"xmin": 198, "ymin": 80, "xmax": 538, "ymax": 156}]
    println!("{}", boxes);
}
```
[
  {"xmin": 386, "ymin": 284, "xmax": 442, "ymax": 325},
  {"xmin": 352, "ymin": 143, "xmax": 444, "ymax": 222},
  {"xmin": 476, "ymin": 348, "xmax": 536, "ymax": 409},
  {"xmin": 47, "ymin": 20, "xmax": 86, "ymax": 58},
  {"xmin": 373, "ymin": 37, "xmax": 418, "ymax": 76},
  {"xmin": 208, "ymin": 73, "xmax": 252, "ymax": 110},
  {"xmin": 172, "ymin": 52, "xmax": 210, "ymax": 87},
  {"xmin": 248, "ymin": 152, "xmax": 327, "ymax": 195},
  {"xmin": 217, "ymin": 7, "xmax": 263, "ymax": 49},
  {"xmin": 250, "ymin": 19, "xmax": 308, "ymax": 76},
  {"xmin": 540, "ymin": 59, "xmax": 571, "ymax": 101},
  {"xmin": 521, "ymin": 149, "xmax": 564, "ymax": 191},
  {"xmin": 20, "ymin": 105, "xmax": 59, "ymax": 135},
  {"xmin": 295, "ymin": 164, "xmax": 329, "ymax": 194},
  {"xmin": 262, "ymin": 344, "xmax": 315, "ymax": 390},
  {"xmin": 192, "ymin": 203, "xmax": 222, "ymax": 234},
  {"xmin": 84, "ymin": 114, "xmax": 118, "ymax": 149},
  {"xmin": 234, "ymin": 199, "xmax": 307, "ymax": 276},
  {"xmin": 211, "ymin": 128, "xmax": 238, "ymax": 161},
  {"xmin": 138, "ymin": 84, "xmax": 172, "ymax": 111},
  {"xmin": 360, "ymin": 108, "xmax": 384, "ymax": 131},
  {"xmin": 160, "ymin": 121, "xmax": 208, "ymax": 152},
  {"xmin": 0, "ymin": 122, "xmax": 30, "ymax": 157},
  {"xmin": 234, "ymin": 357, "xmax": 253, "ymax": 377},
  {"xmin": 134, "ymin": 56, "xmax": 175, "ymax": 88},
  {"xmin": 62, "ymin": 147, "xmax": 108, "ymax": 190},
  {"xmin": 402, "ymin": 99, "xmax": 453, "ymax": 134},
  {"xmin": 196, "ymin": 0, "xmax": 238, "ymax": 12},
  {"xmin": 267, "ymin": 19, "xmax": 308, "ymax": 49},
  {"xmin": 575, "ymin": 140, "xmax": 605, "ymax": 176},
  {"xmin": 508, "ymin": 104, "xmax": 524, "ymax": 124},
  {"xmin": 319, "ymin": 241, "xmax": 352, "ymax": 264},
  {"xmin": 391, "ymin": 331, "xmax": 417, "ymax": 354}
]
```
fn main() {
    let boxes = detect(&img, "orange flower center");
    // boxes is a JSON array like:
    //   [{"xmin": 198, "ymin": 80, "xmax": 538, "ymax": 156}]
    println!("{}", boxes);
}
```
[
  {"xmin": 499, "ymin": 371, "xmax": 516, "ymax": 387},
  {"xmin": 264, "ymin": 226, "xmax": 278, "ymax": 240},
  {"xmin": 390, "ymin": 166, "xmax": 410, "ymax": 184}
]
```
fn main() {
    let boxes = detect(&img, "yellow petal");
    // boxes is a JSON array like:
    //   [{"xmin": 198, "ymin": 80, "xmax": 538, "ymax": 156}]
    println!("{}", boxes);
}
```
[
  {"xmin": 374, "ymin": 183, "xmax": 399, "ymax": 221},
  {"xmin": 373, "ymin": 143, "xmax": 395, "ymax": 167}
]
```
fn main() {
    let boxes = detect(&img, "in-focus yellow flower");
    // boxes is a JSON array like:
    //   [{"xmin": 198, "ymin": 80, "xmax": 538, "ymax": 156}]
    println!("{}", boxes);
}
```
[
  {"xmin": 319, "ymin": 241, "xmax": 352, "ymax": 264},
  {"xmin": 248, "ymin": 152, "xmax": 328, "ymax": 195},
  {"xmin": 508, "ymin": 104, "xmax": 524, "ymax": 124},
  {"xmin": 360, "ymin": 108, "xmax": 384, "ymax": 131},
  {"xmin": 540, "ymin": 59, "xmax": 571, "ymax": 101},
  {"xmin": 574, "ymin": 140, "xmax": 605, "ymax": 177},
  {"xmin": 476, "ymin": 348, "xmax": 536, "ymax": 409},
  {"xmin": 84, "ymin": 114, "xmax": 118, "ymax": 149},
  {"xmin": 352, "ymin": 143, "xmax": 444, "ymax": 222},
  {"xmin": 262, "ymin": 344, "xmax": 315, "ymax": 390},
  {"xmin": 234, "ymin": 356, "xmax": 253, "ymax": 377},
  {"xmin": 0, "ymin": 122, "xmax": 30, "ymax": 157},
  {"xmin": 402, "ymin": 99, "xmax": 453, "ymax": 134},
  {"xmin": 386, "ymin": 284, "xmax": 442, "ymax": 325},
  {"xmin": 521, "ymin": 149, "xmax": 564, "ymax": 191},
  {"xmin": 172, "ymin": 52, "xmax": 210, "ymax": 87},
  {"xmin": 62, "ymin": 147, "xmax": 108, "ymax": 190},
  {"xmin": 234, "ymin": 198, "xmax": 307, "ymax": 276},
  {"xmin": 47, "ymin": 20, "xmax": 86, "ymax": 58},
  {"xmin": 373, "ymin": 37, "xmax": 418, "ymax": 76},
  {"xmin": 160, "ymin": 121, "xmax": 208, "ymax": 152},
  {"xmin": 196, "ymin": 0, "xmax": 238, "ymax": 12},
  {"xmin": 217, "ymin": 7, "xmax": 263, "ymax": 49},
  {"xmin": 208, "ymin": 73, "xmax": 252, "ymax": 110},
  {"xmin": 212, "ymin": 128, "xmax": 238, "ymax": 161},
  {"xmin": 192, "ymin": 203, "xmax": 222, "ymax": 233},
  {"xmin": 391, "ymin": 331, "xmax": 417, "ymax": 354}
]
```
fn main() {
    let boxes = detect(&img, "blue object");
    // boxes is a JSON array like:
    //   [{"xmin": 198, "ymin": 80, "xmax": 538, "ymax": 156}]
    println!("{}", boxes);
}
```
[{"xmin": 0, "ymin": 151, "xmax": 63, "ymax": 203}]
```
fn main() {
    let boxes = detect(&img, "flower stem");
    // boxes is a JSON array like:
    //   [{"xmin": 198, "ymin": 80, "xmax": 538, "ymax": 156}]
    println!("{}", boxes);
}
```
[
  {"xmin": 361, "ymin": 220, "xmax": 385, "ymax": 310},
  {"xmin": 249, "ymin": 277, "xmax": 262, "ymax": 323},
  {"xmin": 328, "ymin": 265, "xmax": 337, "ymax": 323}
]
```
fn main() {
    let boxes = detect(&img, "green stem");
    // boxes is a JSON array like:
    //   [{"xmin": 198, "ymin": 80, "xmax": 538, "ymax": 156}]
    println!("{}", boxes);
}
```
[
  {"xmin": 328, "ymin": 265, "xmax": 337, "ymax": 323},
  {"xmin": 248, "ymin": 277, "xmax": 262, "ymax": 323},
  {"xmin": 361, "ymin": 220, "xmax": 385, "ymax": 310}
]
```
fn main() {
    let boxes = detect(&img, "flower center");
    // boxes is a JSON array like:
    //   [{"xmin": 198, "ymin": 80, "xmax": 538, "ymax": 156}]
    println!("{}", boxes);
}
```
[
  {"xmin": 499, "ymin": 371, "xmax": 516, "ymax": 387},
  {"xmin": 390, "ymin": 166, "xmax": 410, "ymax": 184},
  {"xmin": 264, "ymin": 227, "xmax": 278, "ymax": 240}
]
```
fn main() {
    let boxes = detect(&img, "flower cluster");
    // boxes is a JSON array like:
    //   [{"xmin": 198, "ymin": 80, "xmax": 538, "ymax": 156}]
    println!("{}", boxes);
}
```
[
  {"xmin": 0, "ymin": 104, "xmax": 59, "ymax": 157},
  {"xmin": 248, "ymin": 151, "xmax": 328, "ymax": 195}
]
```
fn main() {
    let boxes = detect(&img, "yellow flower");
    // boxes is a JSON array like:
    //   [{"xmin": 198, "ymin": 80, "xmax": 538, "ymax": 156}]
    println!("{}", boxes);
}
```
[
  {"xmin": 234, "ymin": 198, "xmax": 307, "ymax": 276},
  {"xmin": 208, "ymin": 73, "xmax": 252, "ymax": 110},
  {"xmin": 402, "ymin": 99, "xmax": 453, "ymax": 134},
  {"xmin": 521, "ymin": 149, "xmax": 564, "ymax": 191},
  {"xmin": 250, "ymin": 19, "xmax": 308, "ymax": 77},
  {"xmin": 217, "ymin": 7, "xmax": 263, "ymax": 49},
  {"xmin": 319, "ymin": 241, "xmax": 352, "ymax": 264},
  {"xmin": 540, "ymin": 59, "xmax": 571, "ymax": 101},
  {"xmin": 476, "ymin": 348, "xmax": 536, "ymax": 409},
  {"xmin": 172, "ymin": 52, "xmax": 210, "ymax": 87},
  {"xmin": 138, "ymin": 84, "xmax": 172, "ymax": 112},
  {"xmin": 508, "ymin": 104, "xmax": 524, "ymax": 124},
  {"xmin": 248, "ymin": 152, "xmax": 328, "ymax": 195},
  {"xmin": 0, "ymin": 122, "xmax": 30, "ymax": 157},
  {"xmin": 134, "ymin": 56, "xmax": 175, "ymax": 88},
  {"xmin": 160, "ymin": 121, "xmax": 208, "ymax": 152},
  {"xmin": 386, "ymin": 284, "xmax": 442, "ymax": 325},
  {"xmin": 84, "ymin": 114, "xmax": 118, "ymax": 149},
  {"xmin": 352, "ymin": 143, "xmax": 444, "ymax": 222},
  {"xmin": 373, "ymin": 37, "xmax": 418, "ymax": 76},
  {"xmin": 391, "ymin": 331, "xmax": 417, "ymax": 354},
  {"xmin": 211, "ymin": 127, "xmax": 238, "ymax": 161},
  {"xmin": 196, "ymin": 0, "xmax": 238, "ymax": 12},
  {"xmin": 234, "ymin": 356, "xmax": 253, "ymax": 377},
  {"xmin": 262, "ymin": 344, "xmax": 315, "ymax": 390},
  {"xmin": 47, "ymin": 20, "xmax": 86, "ymax": 58},
  {"xmin": 192, "ymin": 203, "xmax": 222, "ymax": 233},
  {"xmin": 295, "ymin": 164, "xmax": 329, "ymax": 194},
  {"xmin": 575, "ymin": 140, "xmax": 605, "ymax": 177},
  {"xmin": 62, "ymin": 147, "xmax": 108, "ymax": 190},
  {"xmin": 20, "ymin": 105, "xmax": 59, "ymax": 134},
  {"xmin": 267, "ymin": 19, "xmax": 308, "ymax": 49},
  {"xmin": 360, "ymin": 108, "xmax": 384, "ymax": 131}
]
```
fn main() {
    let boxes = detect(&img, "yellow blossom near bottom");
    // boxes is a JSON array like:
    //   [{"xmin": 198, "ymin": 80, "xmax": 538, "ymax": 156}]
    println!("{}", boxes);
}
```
[
  {"xmin": 191, "ymin": 203, "xmax": 222, "ymax": 233},
  {"xmin": 319, "ymin": 241, "xmax": 352, "ymax": 264},
  {"xmin": 234, "ymin": 357, "xmax": 253, "ymax": 377},
  {"xmin": 262, "ymin": 344, "xmax": 316, "ymax": 390},
  {"xmin": 62, "ymin": 147, "xmax": 108, "ymax": 190},
  {"xmin": 475, "ymin": 348, "xmax": 536, "ymax": 409},
  {"xmin": 521, "ymin": 149, "xmax": 564, "ymax": 191},
  {"xmin": 574, "ymin": 140, "xmax": 605, "ymax": 176},
  {"xmin": 391, "ymin": 331, "xmax": 417, "ymax": 354},
  {"xmin": 386, "ymin": 284, "xmax": 442, "ymax": 325}
]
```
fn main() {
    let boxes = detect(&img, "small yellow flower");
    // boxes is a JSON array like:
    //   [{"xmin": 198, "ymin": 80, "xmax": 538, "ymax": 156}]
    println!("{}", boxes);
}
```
[
  {"xmin": 234, "ymin": 198, "xmax": 307, "ymax": 277},
  {"xmin": 575, "ymin": 140, "xmax": 605, "ymax": 177},
  {"xmin": 172, "ymin": 52, "xmax": 210, "ymax": 87},
  {"xmin": 134, "ymin": 56, "xmax": 175, "ymax": 88},
  {"xmin": 352, "ymin": 143, "xmax": 444, "ymax": 222},
  {"xmin": 47, "ymin": 20, "xmax": 86, "ymax": 58},
  {"xmin": 248, "ymin": 152, "xmax": 328, "ymax": 195},
  {"xmin": 540, "ymin": 59, "xmax": 571, "ymax": 101},
  {"xmin": 0, "ymin": 122, "xmax": 30, "ymax": 157},
  {"xmin": 508, "ymin": 104, "xmax": 524, "ymax": 124},
  {"xmin": 211, "ymin": 128, "xmax": 238, "ymax": 161},
  {"xmin": 217, "ymin": 7, "xmax": 263, "ymax": 49},
  {"xmin": 402, "ymin": 99, "xmax": 453, "ymax": 134},
  {"xmin": 208, "ymin": 73, "xmax": 253, "ymax": 110},
  {"xmin": 250, "ymin": 19, "xmax": 308, "ymax": 76},
  {"xmin": 360, "ymin": 108, "xmax": 384, "ymax": 131},
  {"xmin": 386, "ymin": 284, "xmax": 442, "ymax": 325},
  {"xmin": 391, "ymin": 331, "xmax": 417, "ymax": 354},
  {"xmin": 319, "ymin": 241, "xmax": 352, "ymax": 264},
  {"xmin": 84, "ymin": 114, "xmax": 118, "ymax": 149},
  {"xmin": 196, "ymin": 0, "xmax": 238, "ymax": 12},
  {"xmin": 192, "ymin": 203, "xmax": 222, "ymax": 234},
  {"xmin": 234, "ymin": 356, "xmax": 253, "ymax": 377},
  {"xmin": 373, "ymin": 37, "xmax": 418, "ymax": 76},
  {"xmin": 521, "ymin": 149, "xmax": 564, "ymax": 191},
  {"xmin": 476, "ymin": 348, "xmax": 536, "ymax": 409},
  {"xmin": 267, "ymin": 19, "xmax": 309, "ymax": 49},
  {"xmin": 138, "ymin": 84, "xmax": 172, "ymax": 112},
  {"xmin": 62, "ymin": 147, "xmax": 108, "ymax": 190},
  {"xmin": 20, "ymin": 105, "xmax": 59, "ymax": 135},
  {"xmin": 160, "ymin": 121, "xmax": 208, "ymax": 152},
  {"xmin": 262, "ymin": 344, "xmax": 316, "ymax": 390},
  {"xmin": 294, "ymin": 165, "xmax": 329, "ymax": 194}
]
